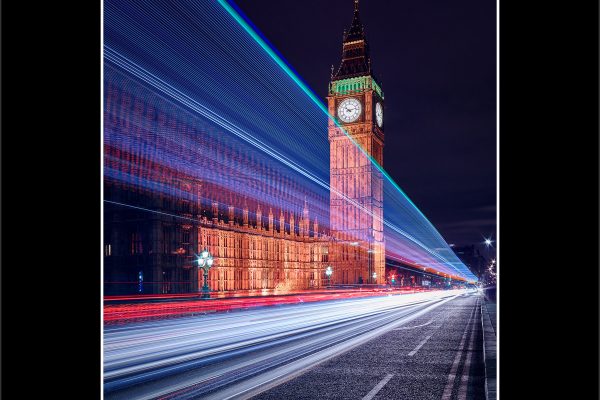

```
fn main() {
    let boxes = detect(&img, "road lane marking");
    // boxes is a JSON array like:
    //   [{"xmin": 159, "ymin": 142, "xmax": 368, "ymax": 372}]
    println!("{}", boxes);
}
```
[
  {"xmin": 441, "ymin": 304, "xmax": 477, "ymax": 400},
  {"xmin": 158, "ymin": 294, "xmax": 462, "ymax": 400},
  {"xmin": 394, "ymin": 318, "xmax": 435, "ymax": 330},
  {"xmin": 457, "ymin": 299, "xmax": 479, "ymax": 400},
  {"xmin": 362, "ymin": 373, "xmax": 394, "ymax": 400},
  {"xmin": 408, "ymin": 334, "xmax": 433, "ymax": 356}
]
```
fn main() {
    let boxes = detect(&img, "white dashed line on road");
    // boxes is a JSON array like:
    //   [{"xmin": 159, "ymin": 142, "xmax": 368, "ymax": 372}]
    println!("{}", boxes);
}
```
[
  {"xmin": 362, "ymin": 373, "xmax": 395, "ymax": 400},
  {"xmin": 408, "ymin": 334, "xmax": 433, "ymax": 356},
  {"xmin": 394, "ymin": 318, "xmax": 435, "ymax": 330}
]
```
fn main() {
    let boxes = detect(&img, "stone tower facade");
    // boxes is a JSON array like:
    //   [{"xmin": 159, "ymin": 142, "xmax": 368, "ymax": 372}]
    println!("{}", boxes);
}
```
[{"xmin": 327, "ymin": 0, "xmax": 385, "ymax": 284}]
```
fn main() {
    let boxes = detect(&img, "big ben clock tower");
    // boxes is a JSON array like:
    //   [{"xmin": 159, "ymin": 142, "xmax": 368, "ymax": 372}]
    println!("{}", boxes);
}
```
[{"xmin": 328, "ymin": 0, "xmax": 385, "ymax": 285}]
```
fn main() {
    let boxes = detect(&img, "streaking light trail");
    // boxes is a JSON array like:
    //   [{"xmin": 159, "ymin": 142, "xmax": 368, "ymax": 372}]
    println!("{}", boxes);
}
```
[
  {"xmin": 103, "ymin": 0, "xmax": 477, "ymax": 281},
  {"xmin": 104, "ymin": 290, "xmax": 466, "ymax": 398}
]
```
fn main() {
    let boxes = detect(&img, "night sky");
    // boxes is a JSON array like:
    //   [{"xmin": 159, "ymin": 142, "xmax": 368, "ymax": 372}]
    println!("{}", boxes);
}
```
[{"xmin": 233, "ymin": 0, "xmax": 496, "ymax": 250}]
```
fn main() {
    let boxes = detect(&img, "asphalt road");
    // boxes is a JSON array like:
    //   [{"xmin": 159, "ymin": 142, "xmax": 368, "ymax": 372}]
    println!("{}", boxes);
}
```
[
  {"xmin": 253, "ymin": 292, "xmax": 484, "ymax": 400},
  {"xmin": 103, "ymin": 289, "xmax": 484, "ymax": 400}
]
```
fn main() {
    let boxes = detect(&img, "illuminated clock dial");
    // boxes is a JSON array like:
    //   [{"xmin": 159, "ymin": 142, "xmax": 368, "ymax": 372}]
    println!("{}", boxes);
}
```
[
  {"xmin": 375, "ymin": 102, "xmax": 383, "ymax": 127},
  {"xmin": 337, "ymin": 98, "xmax": 362, "ymax": 123}
]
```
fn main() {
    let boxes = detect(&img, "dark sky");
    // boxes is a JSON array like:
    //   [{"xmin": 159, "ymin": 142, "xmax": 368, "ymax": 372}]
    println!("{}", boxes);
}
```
[{"xmin": 234, "ymin": 0, "xmax": 496, "ymax": 250}]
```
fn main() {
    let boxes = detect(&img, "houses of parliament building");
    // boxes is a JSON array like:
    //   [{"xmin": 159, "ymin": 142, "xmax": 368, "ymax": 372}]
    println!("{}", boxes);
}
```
[{"xmin": 103, "ymin": 0, "xmax": 387, "ymax": 295}]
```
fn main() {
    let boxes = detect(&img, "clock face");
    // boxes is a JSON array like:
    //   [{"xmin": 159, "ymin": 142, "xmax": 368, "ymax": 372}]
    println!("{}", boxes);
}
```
[
  {"xmin": 375, "ymin": 102, "xmax": 383, "ymax": 127},
  {"xmin": 337, "ymin": 98, "xmax": 362, "ymax": 123}
]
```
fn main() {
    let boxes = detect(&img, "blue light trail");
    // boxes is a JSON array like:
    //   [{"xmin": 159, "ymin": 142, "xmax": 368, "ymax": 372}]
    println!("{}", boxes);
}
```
[{"xmin": 103, "ymin": 0, "xmax": 477, "ymax": 281}]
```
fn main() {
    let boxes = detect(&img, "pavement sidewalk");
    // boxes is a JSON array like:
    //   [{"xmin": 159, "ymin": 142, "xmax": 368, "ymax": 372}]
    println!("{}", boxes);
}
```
[{"xmin": 481, "ymin": 295, "xmax": 497, "ymax": 400}]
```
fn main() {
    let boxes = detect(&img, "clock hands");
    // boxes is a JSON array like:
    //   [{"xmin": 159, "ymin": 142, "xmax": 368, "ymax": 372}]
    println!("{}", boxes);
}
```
[{"xmin": 339, "ymin": 99, "xmax": 360, "ymax": 121}]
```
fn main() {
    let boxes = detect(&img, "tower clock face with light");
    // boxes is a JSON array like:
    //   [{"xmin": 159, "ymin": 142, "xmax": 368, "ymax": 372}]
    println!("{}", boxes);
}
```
[
  {"xmin": 375, "ymin": 102, "xmax": 383, "ymax": 127},
  {"xmin": 337, "ymin": 98, "xmax": 362, "ymax": 123}
]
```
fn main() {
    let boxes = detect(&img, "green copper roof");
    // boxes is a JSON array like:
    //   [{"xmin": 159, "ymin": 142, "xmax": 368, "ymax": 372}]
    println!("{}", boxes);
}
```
[{"xmin": 330, "ymin": 75, "xmax": 384, "ymax": 99}]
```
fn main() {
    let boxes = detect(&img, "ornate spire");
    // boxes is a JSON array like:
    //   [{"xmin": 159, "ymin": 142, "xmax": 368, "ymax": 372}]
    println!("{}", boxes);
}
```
[
  {"xmin": 345, "ymin": 0, "xmax": 365, "ymax": 42},
  {"xmin": 268, "ymin": 207, "xmax": 274, "ymax": 232},
  {"xmin": 256, "ymin": 204, "xmax": 262, "ymax": 229},
  {"xmin": 333, "ymin": 0, "xmax": 371, "ymax": 80},
  {"xmin": 243, "ymin": 199, "xmax": 249, "ymax": 227},
  {"xmin": 212, "ymin": 201, "xmax": 219, "ymax": 223},
  {"xmin": 302, "ymin": 197, "xmax": 309, "ymax": 236}
]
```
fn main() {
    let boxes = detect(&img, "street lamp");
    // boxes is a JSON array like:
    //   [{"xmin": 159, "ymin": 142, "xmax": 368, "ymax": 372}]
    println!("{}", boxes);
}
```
[
  {"xmin": 197, "ymin": 249, "xmax": 214, "ymax": 299},
  {"xmin": 483, "ymin": 236, "xmax": 495, "ymax": 260},
  {"xmin": 372, "ymin": 272, "xmax": 377, "ymax": 283},
  {"xmin": 325, "ymin": 266, "xmax": 332, "ymax": 288}
]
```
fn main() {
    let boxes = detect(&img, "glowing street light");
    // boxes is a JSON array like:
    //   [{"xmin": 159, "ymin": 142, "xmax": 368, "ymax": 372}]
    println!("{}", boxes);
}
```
[
  {"xmin": 325, "ymin": 266, "xmax": 333, "ymax": 288},
  {"xmin": 372, "ymin": 272, "xmax": 377, "ymax": 283},
  {"xmin": 197, "ymin": 249, "xmax": 214, "ymax": 299},
  {"xmin": 482, "ymin": 237, "xmax": 495, "ymax": 264}
]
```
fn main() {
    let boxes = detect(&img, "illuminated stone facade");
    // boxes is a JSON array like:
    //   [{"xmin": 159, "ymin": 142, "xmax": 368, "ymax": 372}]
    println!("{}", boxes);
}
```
[
  {"xmin": 197, "ymin": 200, "xmax": 328, "ymax": 292},
  {"xmin": 327, "ymin": 0, "xmax": 385, "ymax": 285},
  {"xmin": 103, "ymin": 0, "xmax": 385, "ymax": 294},
  {"xmin": 104, "ymin": 173, "xmax": 329, "ymax": 294}
]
